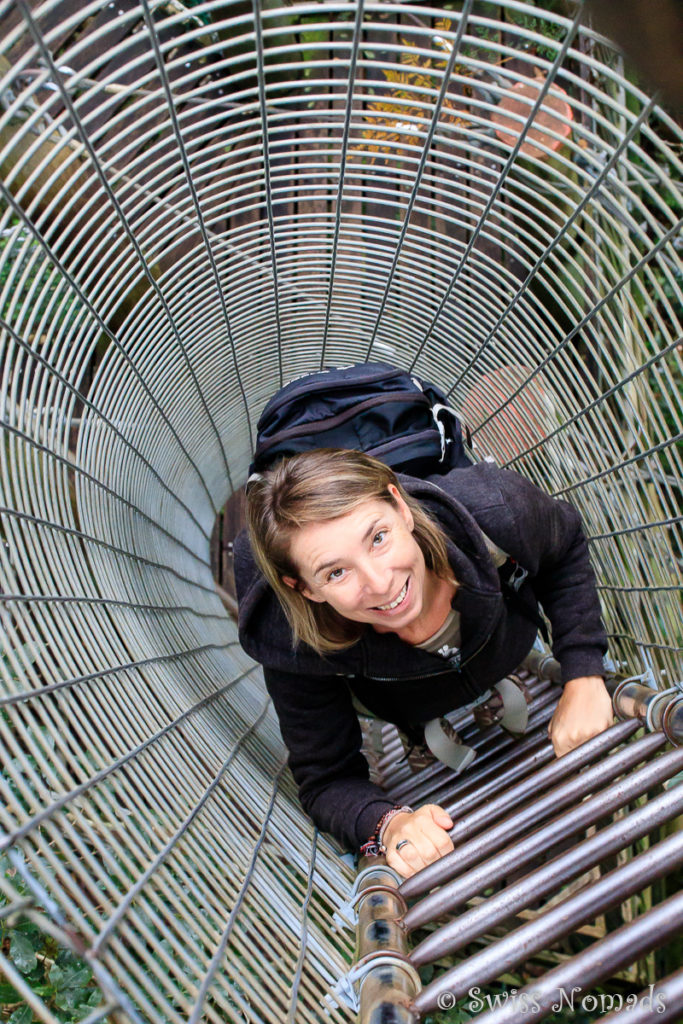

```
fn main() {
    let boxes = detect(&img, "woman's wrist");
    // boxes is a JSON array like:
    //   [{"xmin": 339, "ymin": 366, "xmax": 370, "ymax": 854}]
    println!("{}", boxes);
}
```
[
  {"xmin": 378, "ymin": 806, "xmax": 413, "ymax": 851},
  {"xmin": 359, "ymin": 805, "xmax": 413, "ymax": 857}
]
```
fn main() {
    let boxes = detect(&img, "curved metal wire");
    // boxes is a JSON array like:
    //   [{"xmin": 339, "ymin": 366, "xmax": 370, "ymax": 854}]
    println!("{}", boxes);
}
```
[{"xmin": 0, "ymin": 1, "xmax": 681, "ymax": 1022}]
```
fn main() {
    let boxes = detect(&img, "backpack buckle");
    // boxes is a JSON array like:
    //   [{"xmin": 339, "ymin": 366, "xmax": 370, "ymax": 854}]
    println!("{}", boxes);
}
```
[{"xmin": 507, "ymin": 560, "xmax": 528, "ymax": 592}]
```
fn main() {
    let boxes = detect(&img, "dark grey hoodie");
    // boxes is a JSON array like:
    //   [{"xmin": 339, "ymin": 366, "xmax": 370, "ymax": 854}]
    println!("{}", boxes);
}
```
[{"xmin": 235, "ymin": 461, "xmax": 607, "ymax": 850}]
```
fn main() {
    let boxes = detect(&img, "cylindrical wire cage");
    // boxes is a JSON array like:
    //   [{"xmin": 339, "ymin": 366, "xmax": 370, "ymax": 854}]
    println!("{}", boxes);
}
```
[{"xmin": 0, "ymin": 1, "xmax": 681, "ymax": 1022}]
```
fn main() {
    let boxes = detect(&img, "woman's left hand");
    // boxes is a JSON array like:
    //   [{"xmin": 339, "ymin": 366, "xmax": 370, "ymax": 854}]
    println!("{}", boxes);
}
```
[{"xmin": 548, "ymin": 675, "xmax": 614, "ymax": 757}]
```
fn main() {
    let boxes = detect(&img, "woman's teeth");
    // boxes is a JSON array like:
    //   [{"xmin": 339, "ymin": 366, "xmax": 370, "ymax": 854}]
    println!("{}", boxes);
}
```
[{"xmin": 376, "ymin": 580, "xmax": 408, "ymax": 611}]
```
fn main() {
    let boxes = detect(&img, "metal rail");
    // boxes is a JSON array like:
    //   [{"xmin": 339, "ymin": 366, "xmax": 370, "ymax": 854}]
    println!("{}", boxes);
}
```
[
  {"xmin": 347, "ymin": 704, "xmax": 683, "ymax": 1020},
  {"xmin": 0, "ymin": 1, "xmax": 681, "ymax": 1022}
]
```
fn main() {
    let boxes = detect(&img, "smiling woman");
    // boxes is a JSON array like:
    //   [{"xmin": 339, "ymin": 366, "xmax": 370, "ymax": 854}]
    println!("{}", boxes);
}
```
[
  {"xmin": 284, "ymin": 483, "xmax": 457, "ymax": 644},
  {"xmin": 236, "ymin": 447, "xmax": 614, "ymax": 879},
  {"xmin": 243, "ymin": 449, "xmax": 457, "ymax": 654}
]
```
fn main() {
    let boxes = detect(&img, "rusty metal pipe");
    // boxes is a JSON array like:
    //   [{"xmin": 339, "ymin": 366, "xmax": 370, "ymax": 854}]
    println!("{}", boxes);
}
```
[
  {"xmin": 359, "ymin": 969, "xmax": 421, "ymax": 1024},
  {"xmin": 462, "ymin": 690, "xmax": 560, "ymax": 747},
  {"xmin": 384, "ymin": 687, "xmax": 558, "ymax": 800},
  {"xmin": 403, "ymin": 743, "xmax": 683, "ymax": 931},
  {"xmin": 419, "ymin": 718, "xmax": 640, "ymax": 868},
  {"xmin": 600, "ymin": 967, "xmax": 683, "ymax": 1023},
  {"xmin": 410, "ymin": 782, "xmax": 683, "ymax": 969},
  {"xmin": 412, "ymin": 827, "xmax": 683, "ymax": 1013},
  {"xmin": 458, "ymin": 685, "xmax": 559, "ymax": 745},
  {"xmin": 521, "ymin": 647, "xmax": 563, "ymax": 684},
  {"xmin": 400, "ymin": 728, "xmax": 664, "ymax": 900},
  {"xmin": 403, "ymin": 732, "xmax": 553, "ymax": 811},
  {"xmin": 353, "ymin": 856, "xmax": 422, "ymax": 1024},
  {"xmin": 612, "ymin": 679, "xmax": 678, "ymax": 730},
  {"xmin": 461, "ymin": 890, "xmax": 683, "ymax": 1023},
  {"xmin": 379, "ymin": 702, "xmax": 493, "ymax": 781},
  {"xmin": 437, "ymin": 725, "xmax": 552, "ymax": 805},
  {"xmin": 389, "ymin": 720, "xmax": 551, "ymax": 806},
  {"xmin": 455, "ymin": 697, "xmax": 558, "ymax": 767},
  {"xmin": 439, "ymin": 739, "xmax": 554, "ymax": 812},
  {"xmin": 662, "ymin": 695, "xmax": 683, "ymax": 745},
  {"xmin": 383, "ymin": 681, "xmax": 557, "ymax": 797},
  {"xmin": 524, "ymin": 675, "xmax": 555, "ymax": 696}
]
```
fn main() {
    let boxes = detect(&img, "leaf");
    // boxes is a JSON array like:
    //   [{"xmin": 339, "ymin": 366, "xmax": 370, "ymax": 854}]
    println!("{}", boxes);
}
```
[
  {"xmin": 10, "ymin": 932, "xmax": 38, "ymax": 974},
  {"xmin": 8, "ymin": 1007, "xmax": 33, "ymax": 1024},
  {"xmin": 50, "ymin": 962, "xmax": 91, "ymax": 992},
  {"xmin": 49, "ymin": 964, "xmax": 65, "ymax": 988},
  {"xmin": 0, "ymin": 980, "xmax": 22, "ymax": 1002},
  {"xmin": 62, "ymin": 967, "xmax": 92, "ymax": 990},
  {"xmin": 55, "ymin": 991, "xmax": 78, "ymax": 1011},
  {"xmin": 30, "ymin": 984, "xmax": 54, "ymax": 998},
  {"xmin": 14, "ymin": 920, "xmax": 42, "ymax": 944},
  {"xmin": 51, "ymin": 961, "xmax": 93, "ymax": 1011},
  {"xmin": 54, "ymin": 948, "xmax": 85, "ymax": 969},
  {"xmin": 75, "ymin": 1003, "xmax": 100, "ymax": 1021}
]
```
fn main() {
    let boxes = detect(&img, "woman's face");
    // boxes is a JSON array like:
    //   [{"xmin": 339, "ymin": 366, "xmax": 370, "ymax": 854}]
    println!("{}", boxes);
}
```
[{"xmin": 283, "ymin": 484, "xmax": 430, "ymax": 632}]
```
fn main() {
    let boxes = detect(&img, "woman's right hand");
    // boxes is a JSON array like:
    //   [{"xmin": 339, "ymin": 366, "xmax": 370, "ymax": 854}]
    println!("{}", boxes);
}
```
[{"xmin": 382, "ymin": 804, "xmax": 454, "ymax": 878}]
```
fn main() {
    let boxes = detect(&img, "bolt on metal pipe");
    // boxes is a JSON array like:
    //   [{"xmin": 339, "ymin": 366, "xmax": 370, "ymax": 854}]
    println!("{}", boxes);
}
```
[
  {"xmin": 613, "ymin": 678, "xmax": 680, "ymax": 731},
  {"xmin": 662, "ymin": 695, "xmax": 683, "ymax": 746},
  {"xmin": 521, "ymin": 647, "xmax": 563, "ymax": 684}
]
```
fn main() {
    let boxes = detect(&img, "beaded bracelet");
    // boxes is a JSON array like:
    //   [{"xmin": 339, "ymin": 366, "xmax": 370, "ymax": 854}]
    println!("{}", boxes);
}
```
[{"xmin": 359, "ymin": 805, "xmax": 413, "ymax": 857}]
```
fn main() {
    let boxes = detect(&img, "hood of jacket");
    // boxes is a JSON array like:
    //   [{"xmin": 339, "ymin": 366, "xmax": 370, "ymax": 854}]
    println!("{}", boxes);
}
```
[{"xmin": 234, "ymin": 473, "xmax": 506, "ymax": 679}]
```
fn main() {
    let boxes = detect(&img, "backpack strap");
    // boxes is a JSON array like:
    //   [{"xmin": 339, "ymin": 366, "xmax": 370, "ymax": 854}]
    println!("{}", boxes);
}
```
[{"xmin": 480, "ymin": 531, "xmax": 549, "ymax": 642}]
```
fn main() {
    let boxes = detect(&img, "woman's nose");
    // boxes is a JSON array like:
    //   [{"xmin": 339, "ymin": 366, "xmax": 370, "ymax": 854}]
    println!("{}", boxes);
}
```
[{"xmin": 358, "ymin": 560, "xmax": 391, "ymax": 595}]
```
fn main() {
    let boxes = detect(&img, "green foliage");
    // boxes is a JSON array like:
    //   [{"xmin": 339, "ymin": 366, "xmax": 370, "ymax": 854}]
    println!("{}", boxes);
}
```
[
  {"xmin": 8, "ymin": 1006, "xmax": 33, "ymax": 1024},
  {"xmin": 1, "ymin": 646, "xmax": 103, "ymax": 1023},
  {"xmin": 0, "ymin": 216, "xmax": 86, "ymax": 340},
  {"xmin": 1, "ymin": 852, "xmax": 104, "ymax": 1023}
]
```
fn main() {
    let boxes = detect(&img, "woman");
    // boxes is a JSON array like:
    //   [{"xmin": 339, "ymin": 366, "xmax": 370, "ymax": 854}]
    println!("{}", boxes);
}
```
[{"xmin": 235, "ymin": 448, "xmax": 613, "ymax": 879}]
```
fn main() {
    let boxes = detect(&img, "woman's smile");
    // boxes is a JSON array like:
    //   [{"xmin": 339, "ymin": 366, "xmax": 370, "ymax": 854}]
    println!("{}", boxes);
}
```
[{"xmin": 371, "ymin": 576, "xmax": 410, "ymax": 613}]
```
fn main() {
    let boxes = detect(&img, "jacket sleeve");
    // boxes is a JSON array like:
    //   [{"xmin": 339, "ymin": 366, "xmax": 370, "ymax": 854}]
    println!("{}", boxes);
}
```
[
  {"xmin": 469, "ymin": 464, "xmax": 608, "ymax": 683},
  {"xmin": 262, "ymin": 665, "xmax": 396, "ymax": 850}
]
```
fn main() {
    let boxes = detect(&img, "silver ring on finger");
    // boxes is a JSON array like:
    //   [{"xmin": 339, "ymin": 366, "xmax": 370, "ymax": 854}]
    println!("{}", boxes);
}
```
[{"xmin": 395, "ymin": 839, "xmax": 411, "ymax": 851}]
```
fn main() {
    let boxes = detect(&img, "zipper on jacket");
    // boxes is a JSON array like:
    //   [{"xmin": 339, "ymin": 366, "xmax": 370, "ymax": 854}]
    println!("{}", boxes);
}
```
[{"xmin": 368, "ymin": 667, "xmax": 459, "ymax": 682}]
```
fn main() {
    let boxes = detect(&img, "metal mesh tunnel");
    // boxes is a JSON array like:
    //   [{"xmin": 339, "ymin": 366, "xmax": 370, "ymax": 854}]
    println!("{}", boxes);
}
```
[{"xmin": 0, "ymin": 1, "xmax": 681, "ymax": 1022}]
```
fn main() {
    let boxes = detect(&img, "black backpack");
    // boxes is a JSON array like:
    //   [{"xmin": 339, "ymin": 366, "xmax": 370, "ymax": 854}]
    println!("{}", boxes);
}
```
[
  {"xmin": 249, "ymin": 361, "xmax": 473, "ymax": 478},
  {"xmin": 248, "ymin": 361, "xmax": 548, "ymax": 640}
]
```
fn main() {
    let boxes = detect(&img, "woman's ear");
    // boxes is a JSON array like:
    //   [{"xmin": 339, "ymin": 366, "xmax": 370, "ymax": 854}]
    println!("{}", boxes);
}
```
[
  {"xmin": 282, "ymin": 576, "xmax": 326, "ymax": 603},
  {"xmin": 387, "ymin": 483, "xmax": 414, "ymax": 531}
]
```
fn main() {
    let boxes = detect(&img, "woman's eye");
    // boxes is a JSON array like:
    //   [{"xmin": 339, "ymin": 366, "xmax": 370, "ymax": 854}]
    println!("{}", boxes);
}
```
[
  {"xmin": 372, "ymin": 530, "xmax": 387, "ymax": 546},
  {"xmin": 327, "ymin": 568, "xmax": 345, "ymax": 582}
]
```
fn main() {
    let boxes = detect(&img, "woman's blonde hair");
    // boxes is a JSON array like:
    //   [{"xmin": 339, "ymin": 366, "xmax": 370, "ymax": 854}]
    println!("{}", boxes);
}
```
[{"xmin": 245, "ymin": 448, "xmax": 455, "ymax": 654}]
